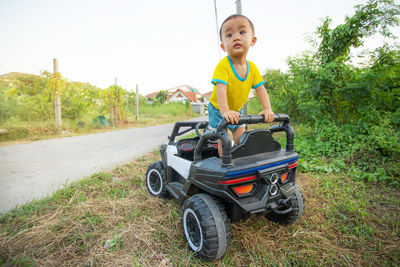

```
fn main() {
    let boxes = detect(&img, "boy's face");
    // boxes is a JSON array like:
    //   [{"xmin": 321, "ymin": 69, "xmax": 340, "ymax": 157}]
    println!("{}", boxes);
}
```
[{"xmin": 220, "ymin": 17, "xmax": 257, "ymax": 58}]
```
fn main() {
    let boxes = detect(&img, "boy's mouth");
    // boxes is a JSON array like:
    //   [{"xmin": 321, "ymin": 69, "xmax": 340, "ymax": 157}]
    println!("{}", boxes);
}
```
[{"xmin": 233, "ymin": 43, "xmax": 242, "ymax": 48}]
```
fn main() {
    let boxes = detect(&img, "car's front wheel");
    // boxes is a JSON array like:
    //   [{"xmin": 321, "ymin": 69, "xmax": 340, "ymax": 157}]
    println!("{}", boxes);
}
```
[{"xmin": 145, "ymin": 161, "xmax": 169, "ymax": 198}]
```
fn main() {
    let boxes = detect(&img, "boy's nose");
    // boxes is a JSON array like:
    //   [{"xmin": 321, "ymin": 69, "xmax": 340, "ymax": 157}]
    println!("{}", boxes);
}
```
[{"xmin": 233, "ymin": 33, "xmax": 240, "ymax": 41}]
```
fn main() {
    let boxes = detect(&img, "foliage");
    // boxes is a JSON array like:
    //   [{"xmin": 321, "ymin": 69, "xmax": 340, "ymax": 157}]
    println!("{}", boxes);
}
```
[
  {"xmin": 257, "ymin": 0, "xmax": 400, "ymax": 185},
  {"xmin": 139, "ymin": 101, "xmax": 193, "ymax": 118},
  {"xmin": 317, "ymin": 0, "xmax": 400, "ymax": 65},
  {"xmin": 0, "ymin": 72, "xmax": 197, "ymax": 142},
  {"xmin": 292, "ymin": 120, "xmax": 400, "ymax": 184},
  {"xmin": 155, "ymin": 90, "xmax": 167, "ymax": 104},
  {"xmin": 61, "ymin": 82, "xmax": 102, "ymax": 120},
  {"xmin": 314, "ymin": 0, "xmax": 399, "ymax": 124},
  {"xmin": 0, "ymin": 72, "xmax": 102, "ymax": 124},
  {"xmin": 101, "ymin": 85, "xmax": 127, "ymax": 126}
]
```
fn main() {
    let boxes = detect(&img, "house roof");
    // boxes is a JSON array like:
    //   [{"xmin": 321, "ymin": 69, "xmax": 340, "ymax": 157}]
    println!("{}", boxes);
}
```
[
  {"xmin": 166, "ymin": 84, "xmax": 202, "ymax": 96},
  {"xmin": 145, "ymin": 92, "xmax": 159, "ymax": 98},
  {"xmin": 168, "ymin": 88, "xmax": 198, "ymax": 102}
]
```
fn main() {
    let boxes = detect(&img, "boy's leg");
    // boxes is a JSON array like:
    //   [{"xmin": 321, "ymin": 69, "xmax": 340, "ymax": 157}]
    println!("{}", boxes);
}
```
[
  {"xmin": 232, "ymin": 126, "xmax": 246, "ymax": 145},
  {"xmin": 208, "ymin": 102, "xmax": 224, "ymax": 156},
  {"xmin": 208, "ymin": 102, "xmax": 246, "ymax": 156},
  {"xmin": 217, "ymin": 127, "xmax": 245, "ymax": 157},
  {"xmin": 217, "ymin": 139, "xmax": 223, "ymax": 157}
]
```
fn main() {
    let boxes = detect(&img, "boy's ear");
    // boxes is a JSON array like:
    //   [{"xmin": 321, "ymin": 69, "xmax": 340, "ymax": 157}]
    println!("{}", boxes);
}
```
[
  {"xmin": 251, "ymin": 36, "xmax": 257, "ymax": 46},
  {"xmin": 220, "ymin": 43, "xmax": 226, "ymax": 51}
]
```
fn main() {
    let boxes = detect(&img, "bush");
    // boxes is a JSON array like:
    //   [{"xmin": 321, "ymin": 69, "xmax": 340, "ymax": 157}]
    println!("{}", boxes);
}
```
[
  {"xmin": 252, "ymin": 1, "xmax": 400, "ymax": 185},
  {"xmin": 293, "ymin": 118, "xmax": 399, "ymax": 185}
]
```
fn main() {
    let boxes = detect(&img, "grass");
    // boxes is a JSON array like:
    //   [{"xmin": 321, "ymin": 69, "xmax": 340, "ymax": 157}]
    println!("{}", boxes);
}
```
[
  {"xmin": 0, "ymin": 112, "xmax": 199, "ymax": 145},
  {"xmin": 0, "ymin": 150, "xmax": 399, "ymax": 266}
]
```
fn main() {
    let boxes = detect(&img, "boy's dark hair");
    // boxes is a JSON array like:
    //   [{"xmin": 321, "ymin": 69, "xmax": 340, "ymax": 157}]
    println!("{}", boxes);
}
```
[{"xmin": 219, "ymin": 14, "xmax": 255, "ymax": 41}]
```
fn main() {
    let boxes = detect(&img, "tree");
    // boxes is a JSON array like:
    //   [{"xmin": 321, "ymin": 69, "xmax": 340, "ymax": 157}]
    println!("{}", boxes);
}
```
[
  {"xmin": 102, "ymin": 85, "xmax": 127, "ymax": 126},
  {"xmin": 156, "ymin": 90, "xmax": 167, "ymax": 104},
  {"xmin": 317, "ymin": 0, "xmax": 400, "ymax": 65},
  {"xmin": 312, "ymin": 0, "xmax": 400, "ymax": 123}
]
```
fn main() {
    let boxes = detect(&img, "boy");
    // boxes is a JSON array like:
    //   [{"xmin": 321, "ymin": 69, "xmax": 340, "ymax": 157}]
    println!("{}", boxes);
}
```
[{"xmin": 208, "ymin": 14, "xmax": 275, "ymax": 156}]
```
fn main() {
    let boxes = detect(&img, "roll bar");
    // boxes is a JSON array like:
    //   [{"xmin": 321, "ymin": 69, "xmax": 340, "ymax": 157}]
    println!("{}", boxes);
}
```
[
  {"xmin": 168, "ymin": 121, "xmax": 208, "ymax": 144},
  {"xmin": 193, "ymin": 114, "xmax": 294, "ymax": 167},
  {"xmin": 215, "ymin": 114, "xmax": 290, "ymax": 132}
]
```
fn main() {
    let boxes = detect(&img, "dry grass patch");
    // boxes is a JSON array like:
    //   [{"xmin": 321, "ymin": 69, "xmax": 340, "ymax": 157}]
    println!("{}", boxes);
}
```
[
  {"xmin": 1, "ymin": 151, "xmax": 399, "ymax": 266},
  {"xmin": 0, "ymin": 113, "xmax": 198, "ymax": 146}
]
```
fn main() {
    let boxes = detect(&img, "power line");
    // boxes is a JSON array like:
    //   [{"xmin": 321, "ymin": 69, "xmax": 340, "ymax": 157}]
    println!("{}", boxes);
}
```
[{"xmin": 214, "ymin": 0, "xmax": 221, "ymax": 59}]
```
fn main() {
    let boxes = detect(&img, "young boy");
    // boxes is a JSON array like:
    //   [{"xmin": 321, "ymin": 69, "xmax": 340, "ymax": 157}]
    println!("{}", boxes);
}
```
[{"xmin": 208, "ymin": 14, "xmax": 275, "ymax": 156}]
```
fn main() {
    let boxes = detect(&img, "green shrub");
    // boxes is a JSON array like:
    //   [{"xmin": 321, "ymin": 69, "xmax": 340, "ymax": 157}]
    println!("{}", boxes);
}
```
[{"xmin": 294, "ymin": 118, "xmax": 399, "ymax": 185}]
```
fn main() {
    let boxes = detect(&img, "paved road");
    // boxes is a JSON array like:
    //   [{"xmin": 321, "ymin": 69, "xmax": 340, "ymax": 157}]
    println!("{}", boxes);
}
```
[{"xmin": 0, "ymin": 118, "xmax": 207, "ymax": 214}]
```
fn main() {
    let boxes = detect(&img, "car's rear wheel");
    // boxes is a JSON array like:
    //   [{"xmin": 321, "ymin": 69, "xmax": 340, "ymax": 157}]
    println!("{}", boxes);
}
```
[
  {"xmin": 182, "ymin": 194, "xmax": 231, "ymax": 261},
  {"xmin": 266, "ymin": 186, "xmax": 305, "ymax": 225}
]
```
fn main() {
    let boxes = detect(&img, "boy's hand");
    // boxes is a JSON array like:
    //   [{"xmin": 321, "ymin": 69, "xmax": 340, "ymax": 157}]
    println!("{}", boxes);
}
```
[
  {"xmin": 259, "ymin": 109, "xmax": 275, "ymax": 123},
  {"xmin": 222, "ymin": 110, "xmax": 241, "ymax": 124}
]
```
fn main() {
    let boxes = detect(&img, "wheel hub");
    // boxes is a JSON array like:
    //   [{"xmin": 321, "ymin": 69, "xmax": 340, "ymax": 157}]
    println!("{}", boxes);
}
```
[
  {"xmin": 147, "ymin": 169, "xmax": 162, "ymax": 195},
  {"xmin": 186, "ymin": 213, "xmax": 201, "ymax": 246},
  {"xmin": 183, "ymin": 208, "xmax": 203, "ymax": 251}
]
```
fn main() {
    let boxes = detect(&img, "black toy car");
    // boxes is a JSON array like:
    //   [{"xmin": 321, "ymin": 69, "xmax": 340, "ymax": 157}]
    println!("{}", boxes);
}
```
[{"xmin": 145, "ymin": 114, "xmax": 305, "ymax": 261}]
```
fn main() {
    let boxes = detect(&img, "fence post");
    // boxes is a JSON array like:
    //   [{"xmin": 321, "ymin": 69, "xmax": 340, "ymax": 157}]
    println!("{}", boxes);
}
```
[
  {"xmin": 136, "ymin": 84, "xmax": 139, "ymax": 121},
  {"xmin": 111, "ymin": 78, "xmax": 117, "ymax": 127},
  {"xmin": 53, "ymin": 58, "xmax": 62, "ymax": 131}
]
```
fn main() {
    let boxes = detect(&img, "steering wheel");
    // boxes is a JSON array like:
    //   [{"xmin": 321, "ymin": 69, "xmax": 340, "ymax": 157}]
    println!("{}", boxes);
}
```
[
  {"xmin": 195, "ymin": 122, "xmax": 218, "ymax": 144},
  {"xmin": 195, "ymin": 122, "xmax": 205, "ymax": 138}
]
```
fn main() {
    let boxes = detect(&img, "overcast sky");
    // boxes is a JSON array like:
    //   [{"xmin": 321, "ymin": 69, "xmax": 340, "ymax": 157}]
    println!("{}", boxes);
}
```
[{"xmin": 0, "ymin": 0, "xmax": 398, "ymax": 95}]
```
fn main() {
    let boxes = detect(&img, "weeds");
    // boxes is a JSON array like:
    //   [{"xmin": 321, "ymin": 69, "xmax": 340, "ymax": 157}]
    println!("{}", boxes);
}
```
[
  {"xmin": 0, "ymin": 151, "xmax": 399, "ymax": 266},
  {"xmin": 0, "ymin": 110, "xmax": 198, "ymax": 144},
  {"xmin": 246, "ymin": 107, "xmax": 400, "ymax": 187}
]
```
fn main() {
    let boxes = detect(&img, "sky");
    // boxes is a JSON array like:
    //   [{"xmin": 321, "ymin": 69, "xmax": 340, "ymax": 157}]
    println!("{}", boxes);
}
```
[{"xmin": 0, "ymin": 0, "xmax": 399, "ymax": 96}]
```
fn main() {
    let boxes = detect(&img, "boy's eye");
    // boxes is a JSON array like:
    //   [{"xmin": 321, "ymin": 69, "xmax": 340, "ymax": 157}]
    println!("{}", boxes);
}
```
[
  {"xmin": 240, "ymin": 31, "xmax": 246, "ymax": 34},
  {"xmin": 226, "ymin": 33, "xmax": 232, "ymax": 38}
]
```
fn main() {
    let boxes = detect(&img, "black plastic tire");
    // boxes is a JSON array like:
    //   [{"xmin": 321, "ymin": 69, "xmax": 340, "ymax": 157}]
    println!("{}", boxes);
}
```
[
  {"xmin": 182, "ymin": 194, "xmax": 231, "ymax": 261},
  {"xmin": 266, "ymin": 185, "xmax": 305, "ymax": 225},
  {"xmin": 145, "ymin": 161, "xmax": 169, "ymax": 198}
]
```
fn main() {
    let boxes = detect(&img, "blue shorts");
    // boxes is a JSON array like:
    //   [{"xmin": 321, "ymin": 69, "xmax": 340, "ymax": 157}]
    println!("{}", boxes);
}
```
[{"xmin": 208, "ymin": 103, "xmax": 245, "ymax": 132}]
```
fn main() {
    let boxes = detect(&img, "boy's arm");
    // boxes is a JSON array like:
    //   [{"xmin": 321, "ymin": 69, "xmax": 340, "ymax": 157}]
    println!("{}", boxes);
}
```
[
  {"xmin": 255, "ymin": 85, "xmax": 274, "ymax": 123},
  {"xmin": 216, "ymin": 83, "xmax": 240, "ymax": 124}
]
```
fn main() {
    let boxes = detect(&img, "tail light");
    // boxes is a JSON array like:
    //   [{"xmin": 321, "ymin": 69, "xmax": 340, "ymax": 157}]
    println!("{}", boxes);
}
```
[
  {"xmin": 233, "ymin": 184, "xmax": 254, "ymax": 195},
  {"xmin": 220, "ymin": 175, "xmax": 257, "ymax": 197},
  {"xmin": 280, "ymin": 161, "xmax": 298, "ymax": 184},
  {"xmin": 280, "ymin": 172, "xmax": 288, "ymax": 183}
]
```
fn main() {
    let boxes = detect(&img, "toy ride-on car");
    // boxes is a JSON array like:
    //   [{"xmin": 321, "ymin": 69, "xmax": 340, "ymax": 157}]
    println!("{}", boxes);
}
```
[{"xmin": 145, "ymin": 114, "xmax": 305, "ymax": 261}]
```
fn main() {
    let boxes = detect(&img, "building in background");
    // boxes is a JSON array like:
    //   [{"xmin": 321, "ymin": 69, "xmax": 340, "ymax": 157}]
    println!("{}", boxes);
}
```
[
  {"xmin": 146, "ymin": 84, "xmax": 204, "ymax": 104},
  {"xmin": 167, "ymin": 88, "xmax": 198, "ymax": 103},
  {"xmin": 146, "ymin": 84, "xmax": 213, "ymax": 114}
]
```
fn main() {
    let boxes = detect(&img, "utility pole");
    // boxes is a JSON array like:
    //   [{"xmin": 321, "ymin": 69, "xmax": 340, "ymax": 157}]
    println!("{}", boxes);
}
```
[
  {"xmin": 235, "ymin": 0, "xmax": 248, "ymax": 115},
  {"xmin": 111, "ymin": 77, "xmax": 117, "ymax": 127},
  {"xmin": 235, "ymin": 0, "xmax": 242, "ymax": 14},
  {"xmin": 53, "ymin": 58, "xmax": 62, "ymax": 131},
  {"xmin": 214, "ymin": 0, "xmax": 221, "ymax": 59}
]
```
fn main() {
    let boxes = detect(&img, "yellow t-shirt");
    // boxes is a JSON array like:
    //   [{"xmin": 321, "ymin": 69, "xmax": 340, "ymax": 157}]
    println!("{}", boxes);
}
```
[{"xmin": 210, "ymin": 56, "xmax": 265, "ymax": 111}]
